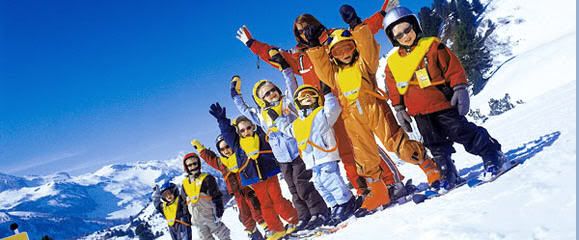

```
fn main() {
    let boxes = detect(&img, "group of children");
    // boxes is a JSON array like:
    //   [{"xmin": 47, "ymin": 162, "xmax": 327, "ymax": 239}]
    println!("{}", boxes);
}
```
[{"xmin": 152, "ymin": 2, "xmax": 506, "ymax": 240}]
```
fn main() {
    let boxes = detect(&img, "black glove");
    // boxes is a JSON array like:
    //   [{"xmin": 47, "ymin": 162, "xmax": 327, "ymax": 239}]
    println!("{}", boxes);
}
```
[
  {"xmin": 319, "ymin": 81, "xmax": 332, "ymax": 95},
  {"xmin": 209, "ymin": 102, "xmax": 227, "ymax": 120},
  {"xmin": 340, "ymin": 4, "xmax": 362, "ymax": 29},
  {"xmin": 304, "ymin": 24, "xmax": 325, "ymax": 47},
  {"xmin": 268, "ymin": 48, "xmax": 290, "ymax": 70},
  {"xmin": 266, "ymin": 108, "xmax": 279, "ymax": 121}
]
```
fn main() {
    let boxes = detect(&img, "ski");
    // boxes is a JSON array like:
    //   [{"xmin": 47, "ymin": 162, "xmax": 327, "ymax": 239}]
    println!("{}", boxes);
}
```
[
  {"xmin": 411, "ymin": 180, "xmax": 468, "ymax": 204},
  {"xmin": 466, "ymin": 159, "xmax": 521, "ymax": 188}
]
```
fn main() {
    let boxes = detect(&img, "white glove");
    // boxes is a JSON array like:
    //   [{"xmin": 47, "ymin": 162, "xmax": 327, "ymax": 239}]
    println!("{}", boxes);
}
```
[{"xmin": 236, "ymin": 25, "xmax": 254, "ymax": 47}]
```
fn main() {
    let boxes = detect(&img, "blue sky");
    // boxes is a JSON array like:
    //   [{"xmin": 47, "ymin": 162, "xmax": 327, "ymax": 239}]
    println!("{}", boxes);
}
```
[{"xmin": 0, "ymin": 0, "xmax": 431, "ymax": 176}]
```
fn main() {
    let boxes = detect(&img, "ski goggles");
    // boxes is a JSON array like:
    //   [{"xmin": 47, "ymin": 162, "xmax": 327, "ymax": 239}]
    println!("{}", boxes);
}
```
[
  {"xmin": 330, "ymin": 40, "xmax": 356, "ymax": 59},
  {"xmin": 296, "ymin": 89, "xmax": 319, "ymax": 102}
]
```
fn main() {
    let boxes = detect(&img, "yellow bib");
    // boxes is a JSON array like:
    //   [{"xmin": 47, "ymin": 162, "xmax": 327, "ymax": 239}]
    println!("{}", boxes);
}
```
[
  {"xmin": 292, "ymin": 107, "xmax": 323, "ymax": 151},
  {"xmin": 162, "ymin": 197, "xmax": 180, "ymax": 226},
  {"xmin": 182, "ymin": 173, "xmax": 208, "ymax": 204},
  {"xmin": 220, "ymin": 155, "xmax": 239, "ymax": 173},
  {"xmin": 387, "ymin": 37, "xmax": 438, "ymax": 95},
  {"xmin": 240, "ymin": 134, "xmax": 261, "ymax": 160},
  {"xmin": 261, "ymin": 100, "xmax": 283, "ymax": 131},
  {"xmin": 336, "ymin": 64, "xmax": 363, "ymax": 103}
]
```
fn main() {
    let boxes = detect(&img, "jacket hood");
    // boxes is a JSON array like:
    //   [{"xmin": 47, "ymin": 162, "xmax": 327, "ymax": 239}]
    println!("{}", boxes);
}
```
[{"xmin": 252, "ymin": 80, "xmax": 282, "ymax": 108}]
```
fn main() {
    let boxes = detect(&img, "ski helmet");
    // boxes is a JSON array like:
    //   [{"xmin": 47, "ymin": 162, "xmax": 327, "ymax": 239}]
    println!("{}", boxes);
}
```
[
  {"xmin": 327, "ymin": 29, "xmax": 354, "ymax": 51},
  {"xmin": 383, "ymin": 7, "xmax": 423, "ymax": 46},
  {"xmin": 215, "ymin": 135, "xmax": 228, "ymax": 157},
  {"xmin": 252, "ymin": 80, "xmax": 282, "ymax": 108},
  {"xmin": 183, "ymin": 152, "xmax": 200, "ymax": 174},
  {"xmin": 159, "ymin": 182, "xmax": 179, "ymax": 203}
]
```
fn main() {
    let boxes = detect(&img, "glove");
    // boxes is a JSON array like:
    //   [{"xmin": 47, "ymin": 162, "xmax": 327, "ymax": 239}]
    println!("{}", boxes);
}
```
[
  {"xmin": 450, "ymin": 84, "xmax": 470, "ymax": 116},
  {"xmin": 303, "ymin": 24, "xmax": 325, "ymax": 47},
  {"xmin": 191, "ymin": 139, "xmax": 205, "ymax": 151},
  {"xmin": 319, "ymin": 81, "xmax": 332, "ymax": 95},
  {"xmin": 394, "ymin": 105, "xmax": 413, "ymax": 132},
  {"xmin": 339, "ymin": 4, "xmax": 362, "ymax": 29},
  {"xmin": 209, "ymin": 103, "xmax": 227, "ymax": 120},
  {"xmin": 235, "ymin": 25, "xmax": 255, "ymax": 47},
  {"xmin": 151, "ymin": 184, "xmax": 161, "ymax": 200},
  {"xmin": 267, "ymin": 48, "xmax": 290, "ymax": 71},
  {"xmin": 266, "ymin": 108, "xmax": 279, "ymax": 121},
  {"xmin": 230, "ymin": 75, "xmax": 241, "ymax": 97}
]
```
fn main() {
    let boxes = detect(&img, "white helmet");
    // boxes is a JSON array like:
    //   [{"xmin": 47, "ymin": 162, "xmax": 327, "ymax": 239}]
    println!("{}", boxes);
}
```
[{"xmin": 383, "ymin": 7, "xmax": 423, "ymax": 46}]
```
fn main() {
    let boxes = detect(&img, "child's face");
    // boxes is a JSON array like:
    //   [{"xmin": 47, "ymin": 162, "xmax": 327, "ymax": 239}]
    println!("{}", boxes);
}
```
[
  {"xmin": 297, "ymin": 89, "xmax": 319, "ymax": 108},
  {"xmin": 237, "ymin": 120, "xmax": 254, "ymax": 138},
  {"xmin": 392, "ymin": 22, "xmax": 416, "ymax": 47},
  {"xmin": 218, "ymin": 141, "xmax": 233, "ymax": 157},
  {"xmin": 258, "ymin": 83, "xmax": 281, "ymax": 105},
  {"xmin": 331, "ymin": 40, "xmax": 356, "ymax": 64},
  {"xmin": 162, "ymin": 189, "xmax": 175, "ymax": 203}
]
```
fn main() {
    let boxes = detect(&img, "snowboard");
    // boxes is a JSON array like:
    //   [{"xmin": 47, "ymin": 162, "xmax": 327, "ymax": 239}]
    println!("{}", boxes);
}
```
[{"xmin": 466, "ymin": 158, "xmax": 521, "ymax": 187}]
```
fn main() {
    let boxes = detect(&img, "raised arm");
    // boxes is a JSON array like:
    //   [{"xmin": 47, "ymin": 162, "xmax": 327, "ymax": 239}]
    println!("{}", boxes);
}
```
[
  {"xmin": 236, "ymin": 25, "xmax": 302, "ymax": 74},
  {"xmin": 352, "ymin": 24, "xmax": 381, "ymax": 74},
  {"xmin": 230, "ymin": 76, "xmax": 262, "ymax": 125},
  {"xmin": 192, "ymin": 139, "xmax": 225, "ymax": 173}
]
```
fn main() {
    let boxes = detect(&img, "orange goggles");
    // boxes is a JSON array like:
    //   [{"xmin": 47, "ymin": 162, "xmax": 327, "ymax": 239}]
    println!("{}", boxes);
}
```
[
  {"xmin": 330, "ymin": 41, "xmax": 356, "ymax": 59},
  {"xmin": 296, "ymin": 89, "xmax": 319, "ymax": 102}
]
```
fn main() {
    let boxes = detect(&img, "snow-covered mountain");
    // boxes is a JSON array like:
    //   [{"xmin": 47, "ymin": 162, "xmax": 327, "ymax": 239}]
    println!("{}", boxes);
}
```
[
  {"xmin": 2, "ymin": 0, "xmax": 575, "ymax": 239},
  {"xmin": 0, "ymin": 153, "xmax": 227, "ymax": 239}
]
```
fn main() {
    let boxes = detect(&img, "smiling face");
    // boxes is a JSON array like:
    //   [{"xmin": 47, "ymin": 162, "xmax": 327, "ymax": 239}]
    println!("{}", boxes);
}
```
[
  {"xmin": 330, "ymin": 40, "xmax": 356, "ymax": 64},
  {"xmin": 161, "ymin": 189, "xmax": 175, "ymax": 203},
  {"xmin": 184, "ymin": 157, "xmax": 200, "ymax": 174},
  {"xmin": 257, "ymin": 82, "xmax": 281, "ymax": 105},
  {"xmin": 237, "ymin": 120, "xmax": 254, "ymax": 138},
  {"xmin": 218, "ymin": 140, "xmax": 233, "ymax": 157},
  {"xmin": 296, "ymin": 88, "xmax": 319, "ymax": 108},
  {"xmin": 392, "ymin": 22, "xmax": 416, "ymax": 47}
]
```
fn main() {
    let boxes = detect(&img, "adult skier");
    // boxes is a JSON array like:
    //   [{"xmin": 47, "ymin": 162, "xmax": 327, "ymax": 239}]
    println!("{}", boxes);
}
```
[
  {"xmin": 152, "ymin": 182, "xmax": 192, "ymax": 240},
  {"xmin": 191, "ymin": 137, "xmax": 266, "ymax": 240},
  {"xmin": 181, "ymin": 152, "xmax": 231, "ymax": 240},
  {"xmin": 208, "ymin": 103, "xmax": 298, "ymax": 240},
  {"xmin": 382, "ymin": 7, "xmax": 505, "ymax": 188}
]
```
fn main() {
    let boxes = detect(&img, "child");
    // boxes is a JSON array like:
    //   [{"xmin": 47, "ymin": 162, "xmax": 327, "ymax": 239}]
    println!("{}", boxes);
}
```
[
  {"xmin": 181, "ymin": 152, "xmax": 231, "ymax": 240},
  {"xmin": 275, "ymin": 82, "xmax": 356, "ymax": 225},
  {"xmin": 191, "ymin": 137, "xmax": 266, "ymax": 240},
  {"xmin": 208, "ymin": 103, "xmax": 298, "ymax": 240},
  {"xmin": 305, "ymin": 20, "xmax": 441, "ymax": 214},
  {"xmin": 382, "ymin": 7, "xmax": 505, "ymax": 188},
  {"xmin": 230, "ymin": 49, "xmax": 329, "ymax": 231},
  {"xmin": 152, "ymin": 182, "xmax": 192, "ymax": 240}
]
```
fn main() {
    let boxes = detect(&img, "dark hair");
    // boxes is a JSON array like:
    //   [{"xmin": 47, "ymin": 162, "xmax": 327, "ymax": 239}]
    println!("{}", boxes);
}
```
[{"xmin": 293, "ymin": 14, "xmax": 326, "ymax": 49}]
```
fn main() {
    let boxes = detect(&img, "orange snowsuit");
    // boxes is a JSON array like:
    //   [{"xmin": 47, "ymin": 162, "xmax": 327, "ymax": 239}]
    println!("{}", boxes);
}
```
[
  {"xmin": 246, "ymin": 11, "xmax": 403, "ymax": 192},
  {"xmin": 307, "ymin": 24, "xmax": 432, "ymax": 180}
]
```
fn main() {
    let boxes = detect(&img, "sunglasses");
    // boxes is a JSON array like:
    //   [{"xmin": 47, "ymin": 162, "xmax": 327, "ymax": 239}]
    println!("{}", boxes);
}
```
[
  {"xmin": 219, "ymin": 145, "xmax": 231, "ymax": 152},
  {"xmin": 260, "ymin": 88, "xmax": 278, "ymax": 99},
  {"xmin": 393, "ymin": 25, "xmax": 414, "ymax": 40},
  {"xmin": 238, "ymin": 125, "xmax": 253, "ymax": 134}
]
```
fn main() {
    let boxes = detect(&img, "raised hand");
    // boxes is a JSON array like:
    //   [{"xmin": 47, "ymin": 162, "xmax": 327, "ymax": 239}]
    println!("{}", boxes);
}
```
[{"xmin": 209, "ymin": 102, "xmax": 227, "ymax": 120}]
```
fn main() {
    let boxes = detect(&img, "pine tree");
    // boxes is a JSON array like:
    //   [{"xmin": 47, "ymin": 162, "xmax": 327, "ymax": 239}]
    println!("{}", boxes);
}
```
[
  {"xmin": 418, "ymin": 7, "xmax": 443, "ymax": 37},
  {"xmin": 472, "ymin": 0, "xmax": 485, "ymax": 14}
]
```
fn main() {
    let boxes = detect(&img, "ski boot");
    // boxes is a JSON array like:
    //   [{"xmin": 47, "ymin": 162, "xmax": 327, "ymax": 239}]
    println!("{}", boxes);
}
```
[
  {"xmin": 354, "ymin": 178, "xmax": 391, "ymax": 217},
  {"xmin": 304, "ymin": 213, "xmax": 328, "ymax": 230},
  {"xmin": 482, "ymin": 151, "xmax": 507, "ymax": 181},
  {"xmin": 294, "ymin": 218, "xmax": 310, "ymax": 232},
  {"xmin": 388, "ymin": 179, "xmax": 417, "ymax": 202},
  {"xmin": 266, "ymin": 231, "xmax": 287, "ymax": 240},
  {"xmin": 284, "ymin": 223, "xmax": 297, "ymax": 235},
  {"xmin": 337, "ymin": 196, "xmax": 356, "ymax": 221},
  {"xmin": 432, "ymin": 155, "xmax": 461, "ymax": 192},
  {"xmin": 247, "ymin": 227, "xmax": 265, "ymax": 240}
]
